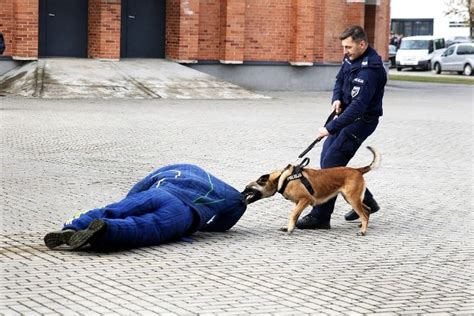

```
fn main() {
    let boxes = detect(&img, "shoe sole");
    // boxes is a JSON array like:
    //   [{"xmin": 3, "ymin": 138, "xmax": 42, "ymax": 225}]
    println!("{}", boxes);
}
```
[
  {"xmin": 44, "ymin": 230, "xmax": 75, "ymax": 249},
  {"xmin": 68, "ymin": 219, "xmax": 105, "ymax": 250}
]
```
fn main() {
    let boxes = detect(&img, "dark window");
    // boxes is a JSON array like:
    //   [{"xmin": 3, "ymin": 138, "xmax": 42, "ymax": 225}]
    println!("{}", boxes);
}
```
[
  {"xmin": 457, "ymin": 45, "xmax": 474, "ymax": 55},
  {"xmin": 391, "ymin": 19, "xmax": 433, "ymax": 37},
  {"xmin": 434, "ymin": 39, "xmax": 445, "ymax": 49}
]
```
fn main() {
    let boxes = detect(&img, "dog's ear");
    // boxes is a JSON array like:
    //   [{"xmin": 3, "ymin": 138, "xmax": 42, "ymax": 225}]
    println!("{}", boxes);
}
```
[{"xmin": 256, "ymin": 174, "xmax": 270, "ymax": 185}]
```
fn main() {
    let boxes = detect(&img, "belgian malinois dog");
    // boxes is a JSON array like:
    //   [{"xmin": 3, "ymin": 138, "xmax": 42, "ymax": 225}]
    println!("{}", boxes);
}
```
[{"xmin": 242, "ymin": 146, "xmax": 380, "ymax": 236}]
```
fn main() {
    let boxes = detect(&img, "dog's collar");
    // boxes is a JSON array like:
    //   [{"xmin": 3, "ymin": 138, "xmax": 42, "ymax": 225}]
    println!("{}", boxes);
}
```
[{"xmin": 277, "ymin": 158, "xmax": 314, "ymax": 196}]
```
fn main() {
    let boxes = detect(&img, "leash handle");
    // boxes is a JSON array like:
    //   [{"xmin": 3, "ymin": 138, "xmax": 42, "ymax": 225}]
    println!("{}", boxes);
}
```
[{"xmin": 299, "ymin": 157, "xmax": 310, "ymax": 168}]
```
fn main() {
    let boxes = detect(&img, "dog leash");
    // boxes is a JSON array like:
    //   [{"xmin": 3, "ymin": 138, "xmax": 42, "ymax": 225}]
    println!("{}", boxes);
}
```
[
  {"xmin": 278, "ymin": 109, "xmax": 339, "ymax": 196},
  {"xmin": 294, "ymin": 109, "xmax": 338, "ymax": 164}
]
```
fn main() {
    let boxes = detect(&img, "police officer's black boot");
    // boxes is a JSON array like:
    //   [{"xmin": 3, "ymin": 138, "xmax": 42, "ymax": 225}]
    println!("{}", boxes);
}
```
[
  {"xmin": 344, "ymin": 197, "xmax": 380, "ymax": 221},
  {"xmin": 296, "ymin": 214, "xmax": 331, "ymax": 229}
]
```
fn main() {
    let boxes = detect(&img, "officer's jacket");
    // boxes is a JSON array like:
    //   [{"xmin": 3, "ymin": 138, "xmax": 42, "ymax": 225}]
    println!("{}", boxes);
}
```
[
  {"xmin": 126, "ymin": 164, "xmax": 247, "ymax": 232},
  {"xmin": 326, "ymin": 46, "xmax": 387, "ymax": 134}
]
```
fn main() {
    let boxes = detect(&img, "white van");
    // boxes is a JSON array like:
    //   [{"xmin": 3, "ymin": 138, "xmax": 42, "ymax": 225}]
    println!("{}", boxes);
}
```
[{"xmin": 396, "ymin": 36, "xmax": 445, "ymax": 71}]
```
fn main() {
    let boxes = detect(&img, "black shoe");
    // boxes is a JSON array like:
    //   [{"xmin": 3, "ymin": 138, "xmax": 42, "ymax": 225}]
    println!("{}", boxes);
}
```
[
  {"xmin": 44, "ymin": 229, "xmax": 76, "ymax": 249},
  {"xmin": 296, "ymin": 214, "xmax": 331, "ymax": 230},
  {"xmin": 344, "ymin": 198, "xmax": 380, "ymax": 221},
  {"xmin": 68, "ymin": 219, "xmax": 106, "ymax": 250}
]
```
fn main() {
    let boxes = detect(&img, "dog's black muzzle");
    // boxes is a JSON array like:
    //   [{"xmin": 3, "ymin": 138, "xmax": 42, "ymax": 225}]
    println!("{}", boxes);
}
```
[{"xmin": 241, "ymin": 187, "xmax": 263, "ymax": 205}]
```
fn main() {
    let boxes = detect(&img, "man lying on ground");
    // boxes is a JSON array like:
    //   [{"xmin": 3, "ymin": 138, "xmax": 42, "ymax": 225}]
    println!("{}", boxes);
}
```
[{"xmin": 44, "ymin": 164, "xmax": 247, "ymax": 251}]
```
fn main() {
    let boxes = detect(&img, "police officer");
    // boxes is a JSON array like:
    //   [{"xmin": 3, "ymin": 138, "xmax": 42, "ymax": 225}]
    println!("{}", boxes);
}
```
[{"xmin": 297, "ymin": 25, "xmax": 386, "ymax": 230}]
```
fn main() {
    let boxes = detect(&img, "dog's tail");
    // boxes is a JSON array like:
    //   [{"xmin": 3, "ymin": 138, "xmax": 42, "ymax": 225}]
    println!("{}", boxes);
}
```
[{"xmin": 357, "ymin": 146, "xmax": 381, "ymax": 174}]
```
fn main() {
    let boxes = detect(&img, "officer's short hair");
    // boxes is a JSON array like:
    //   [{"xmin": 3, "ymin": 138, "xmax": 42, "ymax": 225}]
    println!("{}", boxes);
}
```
[{"xmin": 339, "ymin": 25, "xmax": 368, "ymax": 43}]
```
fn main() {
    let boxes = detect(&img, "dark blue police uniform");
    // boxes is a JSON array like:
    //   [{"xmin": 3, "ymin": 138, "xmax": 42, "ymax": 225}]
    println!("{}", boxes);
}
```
[{"xmin": 308, "ymin": 45, "xmax": 386, "ymax": 222}]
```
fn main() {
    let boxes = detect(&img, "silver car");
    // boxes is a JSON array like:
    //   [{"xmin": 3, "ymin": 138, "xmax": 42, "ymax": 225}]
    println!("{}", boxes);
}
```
[{"xmin": 432, "ymin": 43, "xmax": 474, "ymax": 76}]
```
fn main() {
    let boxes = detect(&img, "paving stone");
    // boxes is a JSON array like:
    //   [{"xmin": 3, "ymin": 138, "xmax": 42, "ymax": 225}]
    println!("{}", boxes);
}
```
[{"xmin": 1, "ymin": 83, "xmax": 473, "ymax": 314}]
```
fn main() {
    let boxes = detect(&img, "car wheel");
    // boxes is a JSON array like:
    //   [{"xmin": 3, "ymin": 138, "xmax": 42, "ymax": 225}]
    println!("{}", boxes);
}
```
[
  {"xmin": 433, "ymin": 63, "xmax": 441, "ymax": 74},
  {"xmin": 397, "ymin": 67, "xmax": 402, "ymax": 71},
  {"xmin": 463, "ymin": 64, "xmax": 473, "ymax": 76}
]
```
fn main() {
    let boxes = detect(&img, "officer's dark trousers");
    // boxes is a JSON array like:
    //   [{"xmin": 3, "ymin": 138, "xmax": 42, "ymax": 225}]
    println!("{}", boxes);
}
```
[{"xmin": 309, "ymin": 117, "xmax": 379, "ymax": 221}]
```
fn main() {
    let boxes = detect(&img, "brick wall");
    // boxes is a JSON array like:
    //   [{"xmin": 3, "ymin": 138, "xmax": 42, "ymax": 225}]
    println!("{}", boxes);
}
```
[
  {"xmin": 244, "ymin": 1, "xmax": 291, "ymax": 62},
  {"xmin": 290, "ymin": 0, "xmax": 316, "ymax": 64},
  {"xmin": 198, "ymin": 0, "xmax": 221, "ymax": 60},
  {"xmin": 373, "ymin": 0, "xmax": 390, "ymax": 60},
  {"xmin": 88, "ymin": 0, "xmax": 121, "ymax": 60},
  {"xmin": 1, "ymin": 0, "xmax": 389, "ymax": 63},
  {"xmin": 0, "ymin": 0, "xmax": 15, "ymax": 57},
  {"xmin": 0, "ymin": 0, "xmax": 38, "ymax": 59},
  {"xmin": 220, "ymin": 0, "xmax": 245, "ymax": 62},
  {"xmin": 13, "ymin": 0, "xmax": 39, "ymax": 58},
  {"xmin": 166, "ymin": 0, "xmax": 200, "ymax": 61}
]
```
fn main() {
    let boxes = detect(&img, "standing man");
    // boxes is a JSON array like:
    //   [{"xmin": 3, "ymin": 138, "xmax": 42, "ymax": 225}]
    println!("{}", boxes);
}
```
[{"xmin": 297, "ymin": 25, "xmax": 386, "ymax": 229}]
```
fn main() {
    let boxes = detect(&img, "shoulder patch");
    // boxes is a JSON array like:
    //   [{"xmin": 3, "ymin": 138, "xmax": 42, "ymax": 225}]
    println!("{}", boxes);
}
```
[
  {"xmin": 362, "ymin": 57, "xmax": 369, "ymax": 68},
  {"xmin": 351, "ymin": 86, "xmax": 361, "ymax": 98},
  {"xmin": 353, "ymin": 78, "xmax": 364, "ymax": 84}
]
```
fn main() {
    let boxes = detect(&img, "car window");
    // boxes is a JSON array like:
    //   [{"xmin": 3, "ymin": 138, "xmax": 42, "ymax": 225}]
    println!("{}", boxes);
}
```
[
  {"xmin": 457, "ymin": 45, "xmax": 474, "ymax": 55},
  {"xmin": 434, "ymin": 39, "xmax": 445, "ymax": 49},
  {"xmin": 400, "ymin": 40, "xmax": 430, "ymax": 50},
  {"xmin": 443, "ymin": 46, "xmax": 455, "ymax": 56}
]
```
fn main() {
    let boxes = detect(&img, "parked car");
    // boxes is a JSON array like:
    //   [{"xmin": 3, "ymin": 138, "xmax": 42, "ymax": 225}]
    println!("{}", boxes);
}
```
[
  {"xmin": 432, "ymin": 43, "xmax": 474, "ymax": 76},
  {"xmin": 388, "ymin": 44, "xmax": 397, "ymax": 68},
  {"xmin": 396, "ymin": 36, "xmax": 445, "ymax": 71},
  {"xmin": 446, "ymin": 36, "xmax": 472, "ymax": 47}
]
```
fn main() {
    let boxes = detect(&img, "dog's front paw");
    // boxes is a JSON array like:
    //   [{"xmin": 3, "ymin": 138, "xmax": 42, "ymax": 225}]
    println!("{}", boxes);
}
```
[{"xmin": 279, "ymin": 226, "xmax": 288, "ymax": 232}]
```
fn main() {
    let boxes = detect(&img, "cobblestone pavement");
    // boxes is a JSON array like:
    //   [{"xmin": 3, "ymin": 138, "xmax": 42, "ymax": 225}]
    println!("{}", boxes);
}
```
[{"xmin": 1, "ymin": 81, "xmax": 473, "ymax": 315}]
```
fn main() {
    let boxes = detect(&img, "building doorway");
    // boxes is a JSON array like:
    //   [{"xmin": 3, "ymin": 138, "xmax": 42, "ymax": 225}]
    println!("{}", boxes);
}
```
[
  {"xmin": 39, "ymin": 0, "xmax": 88, "ymax": 57},
  {"xmin": 121, "ymin": 0, "xmax": 166, "ymax": 58}
]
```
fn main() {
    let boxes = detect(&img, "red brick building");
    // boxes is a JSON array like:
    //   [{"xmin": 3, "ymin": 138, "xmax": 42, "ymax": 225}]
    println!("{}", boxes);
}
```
[{"xmin": 1, "ymin": 0, "xmax": 390, "ymax": 89}]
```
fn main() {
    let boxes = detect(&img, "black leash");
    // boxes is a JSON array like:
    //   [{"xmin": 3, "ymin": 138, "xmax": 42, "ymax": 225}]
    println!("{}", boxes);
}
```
[
  {"xmin": 297, "ymin": 109, "xmax": 337, "ymax": 160},
  {"xmin": 278, "ymin": 109, "xmax": 337, "ymax": 196}
]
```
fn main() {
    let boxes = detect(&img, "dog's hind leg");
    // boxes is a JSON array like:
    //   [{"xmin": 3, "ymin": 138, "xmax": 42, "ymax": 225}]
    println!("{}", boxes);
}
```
[
  {"xmin": 282, "ymin": 199, "xmax": 311, "ymax": 234},
  {"xmin": 347, "ymin": 191, "xmax": 369, "ymax": 236}
]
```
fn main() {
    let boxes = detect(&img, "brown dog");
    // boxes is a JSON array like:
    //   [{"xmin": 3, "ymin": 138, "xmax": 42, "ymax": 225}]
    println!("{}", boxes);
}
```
[{"xmin": 242, "ymin": 146, "xmax": 380, "ymax": 236}]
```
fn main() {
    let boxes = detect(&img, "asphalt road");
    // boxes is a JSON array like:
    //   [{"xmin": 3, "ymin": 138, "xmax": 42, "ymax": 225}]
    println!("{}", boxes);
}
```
[{"xmin": 1, "ymin": 81, "xmax": 473, "ymax": 314}]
